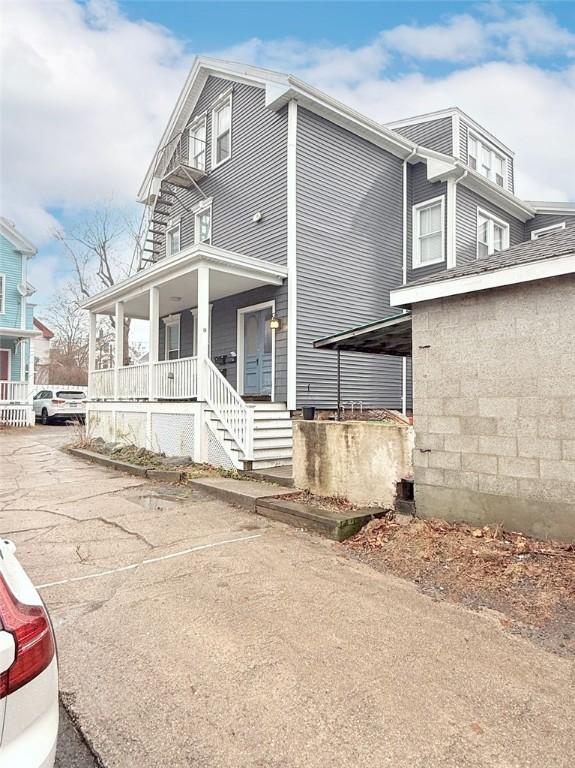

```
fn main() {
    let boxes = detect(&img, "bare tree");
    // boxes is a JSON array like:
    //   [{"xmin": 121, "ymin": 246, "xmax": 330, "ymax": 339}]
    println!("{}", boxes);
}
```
[{"xmin": 54, "ymin": 205, "xmax": 139, "ymax": 365}]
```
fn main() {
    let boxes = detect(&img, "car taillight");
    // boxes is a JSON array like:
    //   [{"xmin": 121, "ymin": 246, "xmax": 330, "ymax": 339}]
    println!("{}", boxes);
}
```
[
  {"xmin": 0, "ymin": 574, "xmax": 55, "ymax": 698},
  {"xmin": 51, "ymin": 399, "xmax": 65, "ymax": 405}
]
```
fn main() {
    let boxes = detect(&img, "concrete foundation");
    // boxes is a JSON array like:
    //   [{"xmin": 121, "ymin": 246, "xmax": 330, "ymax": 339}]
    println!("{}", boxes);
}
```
[{"xmin": 293, "ymin": 420, "xmax": 413, "ymax": 508}]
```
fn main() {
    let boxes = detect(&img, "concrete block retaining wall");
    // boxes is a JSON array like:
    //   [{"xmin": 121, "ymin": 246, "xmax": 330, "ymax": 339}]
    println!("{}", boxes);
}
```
[
  {"xmin": 293, "ymin": 420, "xmax": 414, "ymax": 508},
  {"xmin": 411, "ymin": 275, "xmax": 575, "ymax": 541}
]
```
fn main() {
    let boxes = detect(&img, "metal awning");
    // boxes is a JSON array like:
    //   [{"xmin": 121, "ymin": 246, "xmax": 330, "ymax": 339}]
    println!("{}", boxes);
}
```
[{"xmin": 313, "ymin": 312, "xmax": 412, "ymax": 357}]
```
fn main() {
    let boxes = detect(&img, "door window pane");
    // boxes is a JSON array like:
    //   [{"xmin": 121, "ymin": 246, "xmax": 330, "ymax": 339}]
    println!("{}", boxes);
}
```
[
  {"xmin": 263, "ymin": 309, "xmax": 272, "ymax": 354},
  {"xmin": 245, "ymin": 314, "xmax": 257, "ymax": 356},
  {"xmin": 165, "ymin": 322, "xmax": 180, "ymax": 360}
]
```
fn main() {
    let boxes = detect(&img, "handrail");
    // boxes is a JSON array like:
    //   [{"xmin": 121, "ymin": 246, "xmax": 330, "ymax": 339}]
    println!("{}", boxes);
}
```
[{"xmin": 204, "ymin": 358, "xmax": 253, "ymax": 460}]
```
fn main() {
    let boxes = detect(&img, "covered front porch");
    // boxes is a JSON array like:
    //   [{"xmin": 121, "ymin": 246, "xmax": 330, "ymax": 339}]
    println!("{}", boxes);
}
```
[{"xmin": 82, "ymin": 244, "xmax": 292, "ymax": 469}]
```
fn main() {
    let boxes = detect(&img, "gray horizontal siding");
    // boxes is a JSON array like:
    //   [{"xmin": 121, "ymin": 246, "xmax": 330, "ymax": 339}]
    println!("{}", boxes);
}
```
[
  {"xmin": 296, "ymin": 107, "xmax": 405, "ymax": 410},
  {"xmin": 158, "ymin": 283, "xmax": 288, "ymax": 402},
  {"xmin": 407, "ymin": 161, "xmax": 447, "ymax": 283},
  {"xmin": 393, "ymin": 117, "xmax": 453, "ymax": 156},
  {"xmin": 157, "ymin": 76, "xmax": 287, "ymax": 265},
  {"xmin": 456, "ymin": 185, "xmax": 525, "ymax": 267},
  {"xmin": 525, "ymin": 213, "xmax": 575, "ymax": 237}
]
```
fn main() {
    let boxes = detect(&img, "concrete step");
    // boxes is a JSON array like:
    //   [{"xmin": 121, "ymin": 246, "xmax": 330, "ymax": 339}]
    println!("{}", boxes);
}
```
[
  {"xmin": 188, "ymin": 476, "xmax": 293, "ymax": 511},
  {"xmin": 242, "ymin": 466, "xmax": 294, "ymax": 488},
  {"xmin": 256, "ymin": 498, "xmax": 387, "ymax": 541},
  {"xmin": 243, "ymin": 458, "xmax": 293, "ymax": 470}
]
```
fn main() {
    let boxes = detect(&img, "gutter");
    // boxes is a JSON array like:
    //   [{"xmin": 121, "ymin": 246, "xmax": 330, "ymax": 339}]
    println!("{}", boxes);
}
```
[{"xmin": 401, "ymin": 146, "xmax": 417, "ymax": 416}]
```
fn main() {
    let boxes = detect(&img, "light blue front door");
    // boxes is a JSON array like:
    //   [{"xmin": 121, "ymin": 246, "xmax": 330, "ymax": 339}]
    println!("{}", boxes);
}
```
[{"xmin": 243, "ymin": 307, "xmax": 272, "ymax": 396}]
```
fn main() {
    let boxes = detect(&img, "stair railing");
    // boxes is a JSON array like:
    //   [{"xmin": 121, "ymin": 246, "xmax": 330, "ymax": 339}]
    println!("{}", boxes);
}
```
[{"xmin": 204, "ymin": 358, "xmax": 254, "ymax": 460}]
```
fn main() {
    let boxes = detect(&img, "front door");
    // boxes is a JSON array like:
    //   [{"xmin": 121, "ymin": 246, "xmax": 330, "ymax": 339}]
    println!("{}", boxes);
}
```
[
  {"xmin": 243, "ymin": 306, "xmax": 272, "ymax": 397},
  {"xmin": 0, "ymin": 350, "xmax": 9, "ymax": 401}
]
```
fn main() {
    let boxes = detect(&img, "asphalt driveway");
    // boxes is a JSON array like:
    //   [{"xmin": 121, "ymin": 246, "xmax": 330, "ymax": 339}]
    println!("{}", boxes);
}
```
[{"xmin": 1, "ymin": 426, "xmax": 573, "ymax": 768}]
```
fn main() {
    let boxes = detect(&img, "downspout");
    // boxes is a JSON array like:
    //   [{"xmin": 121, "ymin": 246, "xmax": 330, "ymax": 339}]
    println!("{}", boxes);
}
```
[
  {"xmin": 401, "ymin": 147, "xmax": 417, "ymax": 417},
  {"xmin": 447, "ymin": 168, "xmax": 468, "ymax": 269}
]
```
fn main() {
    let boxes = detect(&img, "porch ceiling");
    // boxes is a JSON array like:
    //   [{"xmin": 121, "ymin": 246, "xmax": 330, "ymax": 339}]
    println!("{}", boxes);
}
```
[{"xmin": 81, "ymin": 243, "xmax": 288, "ymax": 318}]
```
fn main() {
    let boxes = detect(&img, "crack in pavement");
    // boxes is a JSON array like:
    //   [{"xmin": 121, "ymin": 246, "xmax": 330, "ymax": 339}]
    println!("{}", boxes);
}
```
[{"xmin": 96, "ymin": 517, "xmax": 155, "ymax": 549}]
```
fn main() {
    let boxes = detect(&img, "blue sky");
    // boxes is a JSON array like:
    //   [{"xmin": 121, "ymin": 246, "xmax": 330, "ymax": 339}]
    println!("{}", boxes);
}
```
[{"xmin": 2, "ymin": 0, "xmax": 574, "ymax": 317}]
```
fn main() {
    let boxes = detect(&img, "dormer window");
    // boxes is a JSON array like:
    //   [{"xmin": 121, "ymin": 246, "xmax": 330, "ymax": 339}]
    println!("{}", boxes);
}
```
[
  {"xmin": 468, "ymin": 133, "xmax": 506, "ymax": 188},
  {"xmin": 212, "ymin": 92, "xmax": 232, "ymax": 168},
  {"xmin": 188, "ymin": 116, "xmax": 206, "ymax": 172}
]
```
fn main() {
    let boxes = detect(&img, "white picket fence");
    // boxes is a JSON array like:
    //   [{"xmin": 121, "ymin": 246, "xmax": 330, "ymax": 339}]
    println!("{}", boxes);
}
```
[{"xmin": 0, "ymin": 405, "xmax": 34, "ymax": 428}]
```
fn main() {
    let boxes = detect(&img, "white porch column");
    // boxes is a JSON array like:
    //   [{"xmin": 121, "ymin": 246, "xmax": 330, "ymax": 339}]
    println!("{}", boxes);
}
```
[
  {"xmin": 197, "ymin": 265, "xmax": 210, "ymax": 401},
  {"xmin": 88, "ymin": 312, "xmax": 97, "ymax": 399},
  {"xmin": 28, "ymin": 339, "xmax": 35, "ymax": 391},
  {"xmin": 148, "ymin": 286, "xmax": 160, "ymax": 401},
  {"xmin": 114, "ymin": 301, "xmax": 124, "ymax": 400},
  {"xmin": 20, "ymin": 340, "xmax": 27, "ymax": 381}
]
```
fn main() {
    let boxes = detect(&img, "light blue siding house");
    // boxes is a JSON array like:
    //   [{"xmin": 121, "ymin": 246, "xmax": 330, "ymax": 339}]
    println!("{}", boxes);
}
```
[
  {"xmin": 0, "ymin": 217, "xmax": 40, "ymax": 424},
  {"xmin": 81, "ymin": 58, "xmax": 575, "ymax": 470}
]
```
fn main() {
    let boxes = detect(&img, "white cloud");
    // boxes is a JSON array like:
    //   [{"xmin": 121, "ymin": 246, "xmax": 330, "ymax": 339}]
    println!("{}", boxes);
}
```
[
  {"xmin": 1, "ymin": 0, "xmax": 573, "ymax": 276},
  {"xmin": 0, "ymin": 0, "xmax": 192, "ymax": 243}
]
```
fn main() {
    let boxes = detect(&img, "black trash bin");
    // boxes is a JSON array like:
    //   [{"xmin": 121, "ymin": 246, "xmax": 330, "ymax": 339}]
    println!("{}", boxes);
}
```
[{"xmin": 302, "ymin": 406, "xmax": 316, "ymax": 421}]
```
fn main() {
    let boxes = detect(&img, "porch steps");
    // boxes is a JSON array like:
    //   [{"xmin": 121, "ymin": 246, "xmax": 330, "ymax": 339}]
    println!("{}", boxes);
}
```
[{"xmin": 205, "ymin": 401, "xmax": 293, "ymax": 470}]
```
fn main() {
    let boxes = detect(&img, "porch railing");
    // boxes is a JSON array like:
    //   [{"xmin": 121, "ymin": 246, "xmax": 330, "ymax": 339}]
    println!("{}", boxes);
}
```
[
  {"xmin": 118, "ymin": 363, "xmax": 149, "ymax": 400},
  {"xmin": 205, "ymin": 358, "xmax": 253, "ymax": 460},
  {"xmin": 153, "ymin": 357, "xmax": 197, "ymax": 399},
  {"xmin": 0, "ymin": 380, "xmax": 30, "ymax": 403},
  {"xmin": 89, "ymin": 369, "xmax": 115, "ymax": 400}
]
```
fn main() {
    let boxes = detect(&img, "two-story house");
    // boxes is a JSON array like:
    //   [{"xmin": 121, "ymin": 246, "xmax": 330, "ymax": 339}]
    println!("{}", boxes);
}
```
[
  {"xmin": 82, "ymin": 57, "xmax": 575, "ymax": 469},
  {"xmin": 0, "ymin": 217, "xmax": 40, "ymax": 425}
]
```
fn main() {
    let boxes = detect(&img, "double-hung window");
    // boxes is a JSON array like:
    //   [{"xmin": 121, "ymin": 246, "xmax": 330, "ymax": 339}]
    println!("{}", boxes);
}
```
[
  {"xmin": 477, "ymin": 209, "xmax": 509, "ymax": 258},
  {"xmin": 212, "ymin": 93, "xmax": 232, "ymax": 167},
  {"xmin": 164, "ymin": 316, "xmax": 180, "ymax": 360},
  {"xmin": 413, "ymin": 197, "xmax": 445, "ymax": 269},
  {"xmin": 166, "ymin": 219, "xmax": 181, "ymax": 257},
  {"xmin": 468, "ymin": 132, "xmax": 506, "ymax": 188},
  {"xmin": 194, "ymin": 202, "xmax": 212, "ymax": 244},
  {"xmin": 188, "ymin": 116, "xmax": 206, "ymax": 172}
]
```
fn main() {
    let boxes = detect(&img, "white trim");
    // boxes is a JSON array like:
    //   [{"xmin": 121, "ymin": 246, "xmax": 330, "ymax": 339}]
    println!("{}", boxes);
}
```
[
  {"xmin": 190, "ymin": 304, "xmax": 213, "ymax": 356},
  {"xmin": 390, "ymin": 253, "xmax": 575, "ymax": 307},
  {"xmin": 386, "ymin": 107, "xmax": 514, "ymax": 157},
  {"xmin": 0, "ymin": 347, "xmax": 11, "ymax": 380},
  {"xmin": 162, "ymin": 314, "xmax": 181, "ymax": 360},
  {"xmin": 476, "ymin": 207, "xmax": 510, "ymax": 258},
  {"xmin": 531, "ymin": 222, "xmax": 566, "ymax": 240},
  {"xmin": 286, "ymin": 99, "xmax": 297, "ymax": 411},
  {"xmin": 188, "ymin": 113, "xmax": 207, "ymax": 172},
  {"xmin": 0, "ymin": 326, "xmax": 41, "ymax": 339},
  {"xmin": 446, "ymin": 179, "xmax": 457, "ymax": 269},
  {"xmin": 166, "ymin": 218, "xmax": 181, "ymax": 257},
  {"xmin": 81, "ymin": 244, "xmax": 288, "ymax": 313},
  {"xmin": 194, "ymin": 200, "xmax": 212, "ymax": 245},
  {"xmin": 211, "ymin": 89, "xmax": 232, "ymax": 170},
  {"xmin": 467, "ymin": 130, "xmax": 508, "ymax": 191},
  {"xmin": 525, "ymin": 202, "xmax": 575, "ymax": 215},
  {"xmin": 412, "ymin": 195, "xmax": 445, "ymax": 270},
  {"xmin": 236, "ymin": 300, "xmax": 276, "ymax": 402},
  {"xmin": 0, "ymin": 273, "xmax": 4, "ymax": 315},
  {"xmin": 0, "ymin": 218, "xmax": 37, "ymax": 256},
  {"xmin": 452, "ymin": 112, "xmax": 461, "ymax": 159}
]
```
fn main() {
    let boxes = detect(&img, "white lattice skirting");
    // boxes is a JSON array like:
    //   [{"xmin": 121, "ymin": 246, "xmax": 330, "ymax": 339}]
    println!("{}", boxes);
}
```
[{"xmin": 0, "ymin": 405, "xmax": 34, "ymax": 428}]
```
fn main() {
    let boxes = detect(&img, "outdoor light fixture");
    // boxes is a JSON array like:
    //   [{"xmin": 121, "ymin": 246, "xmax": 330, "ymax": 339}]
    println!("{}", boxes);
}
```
[{"xmin": 269, "ymin": 315, "xmax": 281, "ymax": 331}]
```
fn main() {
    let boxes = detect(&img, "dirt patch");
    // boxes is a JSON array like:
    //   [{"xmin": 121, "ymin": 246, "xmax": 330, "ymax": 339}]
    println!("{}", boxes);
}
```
[
  {"xmin": 280, "ymin": 490, "xmax": 361, "ymax": 514},
  {"xmin": 343, "ymin": 516, "xmax": 575, "ymax": 657}
]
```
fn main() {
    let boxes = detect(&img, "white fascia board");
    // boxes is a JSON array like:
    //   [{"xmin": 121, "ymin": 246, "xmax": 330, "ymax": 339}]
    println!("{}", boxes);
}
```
[
  {"xmin": 138, "ymin": 57, "xmax": 290, "ymax": 201},
  {"xmin": 0, "ymin": 219, "xmax": 37, "ymax": 256},
  {"xmin": 390, "ymin": 253, "xmax": 575, "ymax": 308},
  {"xmin": 387, "ymin": 107, "xmax": 514, "ymax": 158},
  {"xmin": 0, "ymin": 327, "xmax": 42, "ymax": 338},
  {"xmin": 80, "ymin": 244, "xmax": 288, "ymax": 312},
  {"xmin": 526, "ymin": 202, "xmax": 575, "ymax": 215},
  {"xmin": 458, "ymin": 167, "xmax": 535, "ymax": 221}
]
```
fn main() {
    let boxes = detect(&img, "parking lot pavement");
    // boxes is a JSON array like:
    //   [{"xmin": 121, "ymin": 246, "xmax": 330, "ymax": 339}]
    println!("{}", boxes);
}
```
[
  {"xmin": 55, "ymin": 705, "xmax": 98, "ymax": 768},
  {"xmin": 1, "ymin": 426, "xmax": 574, "ymax": 768}
]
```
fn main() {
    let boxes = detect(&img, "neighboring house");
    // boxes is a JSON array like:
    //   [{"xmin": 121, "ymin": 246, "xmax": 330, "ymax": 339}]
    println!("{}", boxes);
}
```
[
  {"xmin": 82, "ymin": 57, "xmax": 575, "ymax": 470},
  {"xmin": 32, "ymin": 318, "xmax": 54, "ymax": 384},
  {"xmin": 390, "ymin": 228, "xmax": 575, "ymax": 541},
  {"xmin": 0, "ymin": 217, "xmax": 41, "ymax": 425}
]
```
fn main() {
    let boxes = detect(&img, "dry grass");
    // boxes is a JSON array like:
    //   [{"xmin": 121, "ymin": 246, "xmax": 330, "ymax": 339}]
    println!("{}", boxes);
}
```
[
  {"xmin": 280, "ymin": 490, "xmax": 359, "ymax": 513},
  {"xmin": 344, "ymin": 516, "xmax": 575, "ymax": 654}
]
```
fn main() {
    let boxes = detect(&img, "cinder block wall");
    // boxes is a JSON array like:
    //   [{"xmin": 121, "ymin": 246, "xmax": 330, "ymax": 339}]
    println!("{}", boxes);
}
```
[{"xmin": 412, "ymin": 275, "xmax": 575, "ymax": 541}]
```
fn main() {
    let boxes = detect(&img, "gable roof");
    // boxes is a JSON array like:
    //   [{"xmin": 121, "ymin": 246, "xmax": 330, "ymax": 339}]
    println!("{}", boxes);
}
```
[
  {"xmin": 0, "ymin": 217, "xmax": 37, "ymax": 256},
  {"xmin": 390, "ymin": 228, "xmax": 575, "ymax": 307},
  {"xmin": 33, "ymin": 318, "xmax": 54, "ymax": 339}
]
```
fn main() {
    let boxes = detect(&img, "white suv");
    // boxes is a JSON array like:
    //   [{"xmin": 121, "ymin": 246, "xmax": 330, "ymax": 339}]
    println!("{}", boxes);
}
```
[
  {"xmin": 33, "ymin": 390, "xmax": 86, "ymax": 425},
  {"xmin": 0, "ymin": 539, "xmax": 58, "ymax": 767}
]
